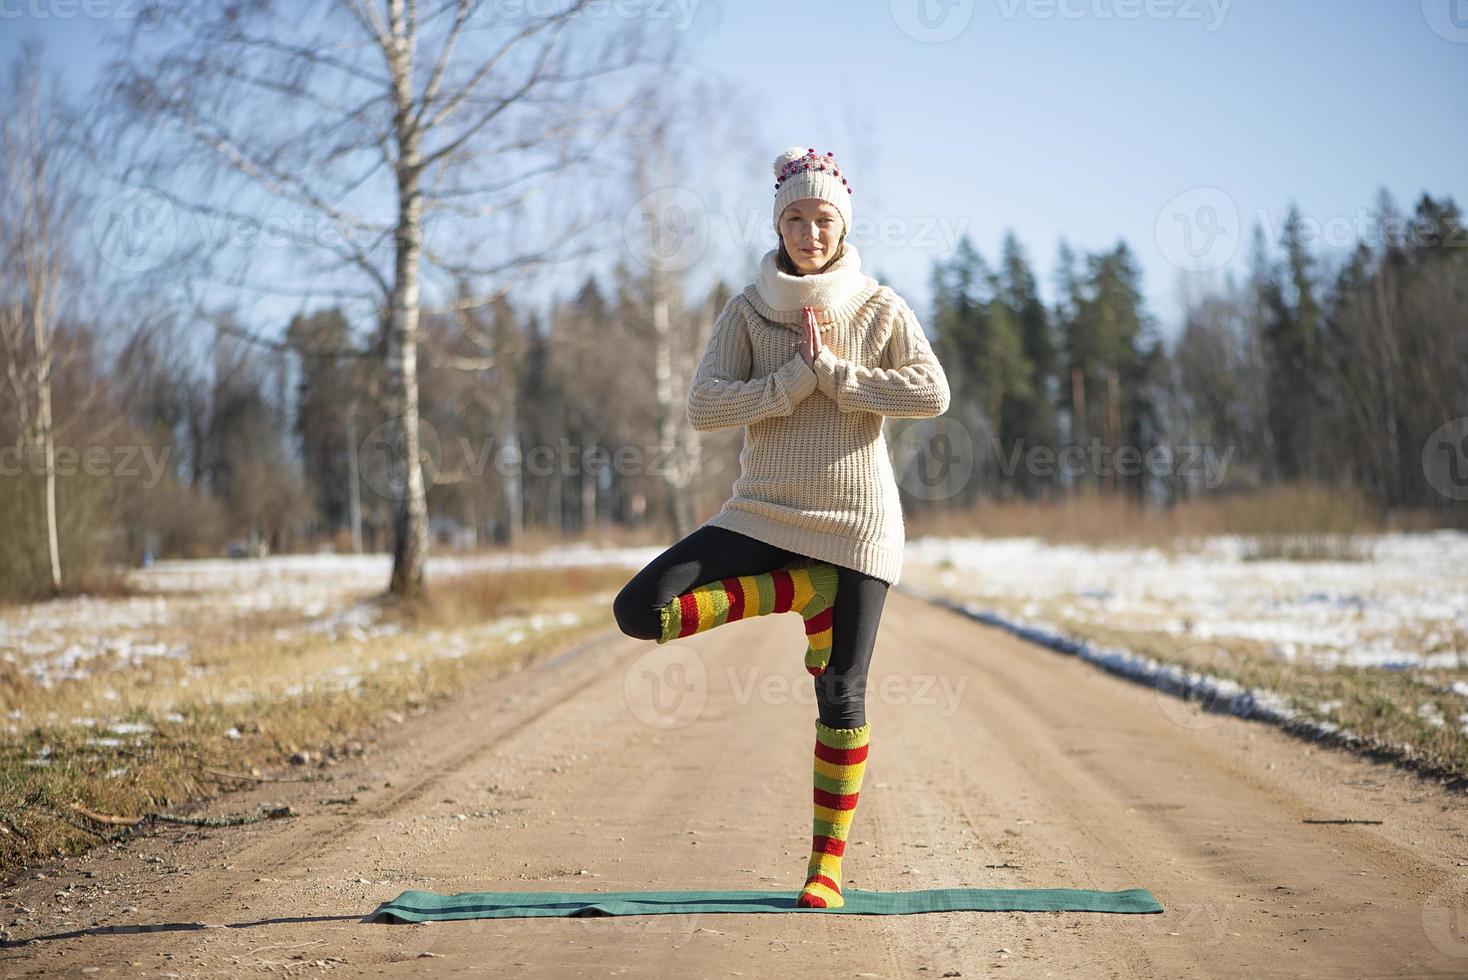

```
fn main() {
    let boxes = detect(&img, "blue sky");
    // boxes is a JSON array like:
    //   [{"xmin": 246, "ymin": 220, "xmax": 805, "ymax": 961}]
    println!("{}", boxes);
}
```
[
  {"xmin": 4, "ymin": 1, "xmax": 1465, "ymax": 340},
  {"xmin": 678, "ymin": 0, "xmax": 1468, "ymax": 334}
]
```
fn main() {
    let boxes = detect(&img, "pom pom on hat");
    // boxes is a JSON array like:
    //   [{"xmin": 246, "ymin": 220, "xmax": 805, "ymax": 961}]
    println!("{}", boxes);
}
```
[
  {"xmin": 772, "ymin": 146, "xmax": 811, "ymax": 180},
  {"xmin": 771, "ymin": 145, "xmax": 854, "ymax": 237}
]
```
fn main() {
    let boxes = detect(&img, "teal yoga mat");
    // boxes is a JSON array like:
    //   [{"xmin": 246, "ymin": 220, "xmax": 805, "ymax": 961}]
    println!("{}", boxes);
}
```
[{"xmin": 369, "ymin": 886, "xmax": 1163, "ymax": 921}]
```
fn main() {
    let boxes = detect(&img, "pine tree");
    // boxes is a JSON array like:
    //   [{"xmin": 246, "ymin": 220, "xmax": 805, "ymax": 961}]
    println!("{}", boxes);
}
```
[
  {"xmin": 997, "ymin": 232, "xmax": 1057, "ymax": 497},
  {"xmin": 287, "ymin": 308, "xmax": 356, "ymax": 537},
  {"xmin": 1260, "ymin": 205, "xmax": 1327, "ymax": 483}
]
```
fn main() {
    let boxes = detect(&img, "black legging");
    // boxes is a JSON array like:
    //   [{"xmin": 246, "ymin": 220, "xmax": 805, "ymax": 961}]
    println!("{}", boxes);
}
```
[{"xmin": 613, "ymin": 525, "xmax": 889, "ymax": 728}]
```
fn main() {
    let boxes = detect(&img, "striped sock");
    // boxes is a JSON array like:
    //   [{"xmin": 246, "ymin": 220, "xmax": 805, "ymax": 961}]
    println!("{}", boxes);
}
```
[
  {"xmin": 796, "ymin": 719, "xmax": 871, "ymax": 910},
  {"xmin": 799, "ymin": 562, "xmax": 839, "ymax": 678},
  {"xmin": 656, "ymin": 562, "xmax": 839, "ymax": 659}
]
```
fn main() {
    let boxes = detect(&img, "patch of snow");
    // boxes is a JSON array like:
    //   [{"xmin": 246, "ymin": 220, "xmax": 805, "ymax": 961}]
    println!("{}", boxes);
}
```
[
  {"xmin": 906, "ymin": 530, "xmax": 1468, "ymax": 671},
  {"xmin": 1, "ymin": 543, "xmax": 647, "ymax": 692},
  {"xmin": 1417, "ymin": 702, "xmax": 1447, "ymax": 729}
]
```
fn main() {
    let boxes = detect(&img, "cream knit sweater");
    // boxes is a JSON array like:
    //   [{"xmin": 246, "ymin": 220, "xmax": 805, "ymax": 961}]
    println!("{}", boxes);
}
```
[{"xmin": 686, "ymin": 243, "xmax": 950, "ymax": 586}]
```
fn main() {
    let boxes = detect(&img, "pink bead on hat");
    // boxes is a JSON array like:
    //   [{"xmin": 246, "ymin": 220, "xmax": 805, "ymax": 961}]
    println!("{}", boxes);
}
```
[{"xmin": 772, "ymin": 146, "xmax": 853, "ymax": 237}]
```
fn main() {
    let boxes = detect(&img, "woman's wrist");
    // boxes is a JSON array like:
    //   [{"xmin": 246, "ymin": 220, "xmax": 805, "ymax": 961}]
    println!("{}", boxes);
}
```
[{"xmin": 810, "ymin": 346, "xmax": 841, "ymax": 400}]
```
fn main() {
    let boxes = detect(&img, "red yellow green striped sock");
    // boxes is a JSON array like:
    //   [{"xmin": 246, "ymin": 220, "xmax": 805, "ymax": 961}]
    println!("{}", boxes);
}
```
[
  {"xmin": 796, "ymin": 719, "xmax": 871, "ymax": 910},
  {"xmin": 799, "ymin": 562, "xmax": 839, "ymax": 678},
  {"xmin": 656, "ymin": 562, "xmax": 839, "ymax": 667}
]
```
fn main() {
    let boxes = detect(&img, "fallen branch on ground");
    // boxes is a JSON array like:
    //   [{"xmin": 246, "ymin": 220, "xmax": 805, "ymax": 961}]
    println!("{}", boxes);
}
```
[{"xmin": 69, "ymin": 801, "xmax": 296, "ymax": 827}]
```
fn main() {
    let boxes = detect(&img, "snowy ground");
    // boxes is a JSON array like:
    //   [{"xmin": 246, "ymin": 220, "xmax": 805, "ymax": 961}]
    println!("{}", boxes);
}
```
[
  {"xmin": 1, "ymin": 546, "xmax": 658, "ymax": 738},
  {"xmin": 903, "ymin": 530, "xmax": 1468, "ymax": 740},
  {"xmin": 904, "ymin": 530, "xmax": 1468, "ymax": 671}
]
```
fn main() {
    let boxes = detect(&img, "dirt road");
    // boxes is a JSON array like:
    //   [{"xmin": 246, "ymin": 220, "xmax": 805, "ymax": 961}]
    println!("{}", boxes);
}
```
[{"xmin": 4, "ymin": 587, "xmax": 1467, "ymax": 977}]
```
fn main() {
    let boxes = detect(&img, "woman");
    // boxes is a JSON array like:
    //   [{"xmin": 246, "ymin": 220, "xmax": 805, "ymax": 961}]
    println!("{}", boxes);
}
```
[{"xmin": 613, "ymin": 146, "xmax": 950, "ymax": 909}]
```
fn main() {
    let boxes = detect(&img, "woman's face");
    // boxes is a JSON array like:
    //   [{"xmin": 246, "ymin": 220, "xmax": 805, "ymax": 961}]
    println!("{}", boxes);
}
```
[{"xmin": 779, "ymin": 199, "xmax": 844, "ymax": 273}]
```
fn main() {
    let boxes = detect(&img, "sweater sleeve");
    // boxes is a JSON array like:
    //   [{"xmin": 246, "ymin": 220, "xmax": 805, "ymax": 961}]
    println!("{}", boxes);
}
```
[
  {"xmin": 686, "ymin": 299, "xmax": 819, "ymax": 432},
  {"xmin": 809, "ymin": 298, "xmax": 951, "ymax": 418}
]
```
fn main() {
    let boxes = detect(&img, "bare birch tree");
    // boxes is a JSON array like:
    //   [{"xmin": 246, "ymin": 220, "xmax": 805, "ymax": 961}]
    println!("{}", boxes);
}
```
[
  {"xmin": 100, "ymin": 0, "xmax": 676, "ymax": 597},
  {"xmin": 0, "ymin": 41, "xmax": 93, "ymax": 596}
]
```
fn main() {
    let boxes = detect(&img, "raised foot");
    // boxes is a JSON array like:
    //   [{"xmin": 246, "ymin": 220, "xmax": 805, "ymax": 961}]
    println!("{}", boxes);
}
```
[{"xmin": 799, "ymin": 562, "xmax": 839, "ymax": 676}]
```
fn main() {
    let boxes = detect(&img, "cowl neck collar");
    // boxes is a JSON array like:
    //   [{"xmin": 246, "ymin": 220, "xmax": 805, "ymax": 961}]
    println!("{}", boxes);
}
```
[{"xmin": 745, "ymin": 242, "xmax": 880, "ymax": 327}]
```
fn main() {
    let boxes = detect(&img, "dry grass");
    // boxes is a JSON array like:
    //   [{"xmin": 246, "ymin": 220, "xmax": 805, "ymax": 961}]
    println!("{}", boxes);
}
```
[
  {"xmin": 450, "ymin": 522, "xmax": 666, "ymax": 558},
  {"xmin": 377, "ymin": 563, "xmax": 629, "ymax": 631},
  {"xmin": 906, "ymin": 482, "xmax": 1385, "ymax": 560},
  {"xmin": 0, "ymin": 563, "xmax": 633, "ymax": 879},
  {"xmin": 0, "ymin": 568, "xmax": 143, "ymax": 613}
]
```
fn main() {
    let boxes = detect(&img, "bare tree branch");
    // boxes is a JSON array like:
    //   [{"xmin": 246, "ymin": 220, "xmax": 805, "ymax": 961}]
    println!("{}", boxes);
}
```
[{"xmin": 418, "ymin": 5, "xmax": 576, "ymax": 134}]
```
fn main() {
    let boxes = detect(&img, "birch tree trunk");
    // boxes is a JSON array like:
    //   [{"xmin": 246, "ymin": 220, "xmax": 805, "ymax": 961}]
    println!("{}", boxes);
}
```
[
  {"xmin": 33, "ymin": 297, "xmax": 61, "ymax": 593},
  {"xmin": 1, "ymin": 42, "xmax": 81, "ymax": 596},
  {"xmin": 385, "ymin": 6, "xmax": 429, "ymax": 596}
]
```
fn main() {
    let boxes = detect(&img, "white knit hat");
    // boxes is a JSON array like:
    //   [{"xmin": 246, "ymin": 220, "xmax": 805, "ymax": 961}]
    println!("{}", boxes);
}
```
[{"xmin": 772, "ymin": 146, "xmax": 853, "ymax": 237}]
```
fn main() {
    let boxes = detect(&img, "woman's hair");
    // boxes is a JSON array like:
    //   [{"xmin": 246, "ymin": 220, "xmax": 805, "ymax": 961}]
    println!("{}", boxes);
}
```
[{"xmin": 776, "ymin": 208, "xmax": 848, "ymax": 275}]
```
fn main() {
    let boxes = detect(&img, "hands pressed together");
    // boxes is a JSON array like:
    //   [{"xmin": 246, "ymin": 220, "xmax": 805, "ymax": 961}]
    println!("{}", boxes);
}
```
[{"xmin": 798, "ymin": 306, "xmax": 826, "ymax": 367}]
